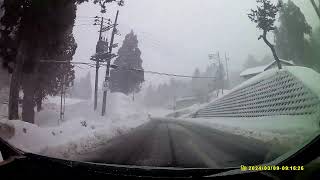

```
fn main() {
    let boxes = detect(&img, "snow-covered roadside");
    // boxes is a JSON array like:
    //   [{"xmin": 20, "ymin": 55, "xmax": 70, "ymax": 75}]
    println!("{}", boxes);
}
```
[
  {"xmin": 0, "ymin": 93, "xmax": 150, "ymax": 160},
  {"xmin": 166, "ymin": 103, "xmax": 209, "ymax": 118},
  {"xmin": 178, "ymin": 114, "xmax": 319, "ymax": 150},
  {"xmin": 177, "ymin": 66, "xmax": 320, "ymax": 148}
]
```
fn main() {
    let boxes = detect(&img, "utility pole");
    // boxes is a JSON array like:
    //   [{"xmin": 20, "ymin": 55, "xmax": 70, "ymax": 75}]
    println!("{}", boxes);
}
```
[
  {"xmin": 224, "ymin": 52, "xmax": 230, "ymax": 89},
  {"xmin": 59, "ymin": 73, "xmax": 66, "ymax": 125},
  {"xmin": 93, "ymin": 17, "xmax": 104, "ymax": 111},
  {"xmin": 217, "ymin": 52, "xmax": 223, "ymax": 95},
  {"xmin": 102, "ymin": 10, "xmax": 119, "ymax": 116},
  {"xmin": 209, "ymin": 51, "xmax": 223, "ymax": 96}
]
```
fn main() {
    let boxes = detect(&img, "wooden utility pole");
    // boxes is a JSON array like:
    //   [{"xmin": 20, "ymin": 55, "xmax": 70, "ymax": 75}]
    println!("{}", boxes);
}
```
[
  {"xmin": 217, "ymin": 52, "xmax": 223, "ymax": 95},
  {"xmin": 209, "ymin": 51, "xmax": 223, "ymax": 95},
  {"xmin": 93, "ymin": 17, "xmax": 104, "ymax": 111},
  {"xmin": 224, "ymin": 52, "xmax": 230, "ymax": 89},
  {"xmin": 101, "ymin": 10, "xmax": 119, "ymax": 116},
  {"xmin": 59, "ymin": 74, "xmax": 66, "ymax": 125}
]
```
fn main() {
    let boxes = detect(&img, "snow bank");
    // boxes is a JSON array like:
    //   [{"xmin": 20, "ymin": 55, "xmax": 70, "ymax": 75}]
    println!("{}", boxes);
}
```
[
  {"xmin": 166, "ymin": 103, "xmax": 209, "ymax": 118},
  {"xmin": 1, "ymin": 92, "xmax": 150, "ymax": 160},
  {"xmin": 179, "ymin": 114, "xmax": 319, "ymax": 151},
  {"xmin": 179, "ymin": 66, "xmax": 320, "ymax": 150}
]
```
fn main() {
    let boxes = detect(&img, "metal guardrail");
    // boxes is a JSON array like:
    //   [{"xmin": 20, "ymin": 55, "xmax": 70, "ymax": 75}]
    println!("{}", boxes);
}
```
[{"xmin": 194, "ymin": 70, "xmax": 320, "ymax": 118}]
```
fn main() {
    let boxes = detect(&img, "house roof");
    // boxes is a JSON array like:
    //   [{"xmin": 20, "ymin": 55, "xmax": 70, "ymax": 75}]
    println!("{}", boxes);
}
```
[{"xmin": 240, "ymin": 59, "xmax": 294, "ymax": 77}]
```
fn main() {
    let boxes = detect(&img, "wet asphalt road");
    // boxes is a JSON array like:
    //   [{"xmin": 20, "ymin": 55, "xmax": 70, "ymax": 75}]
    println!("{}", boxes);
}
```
[{"xmin": 80, "ymin": 118, "xmax": 270, "ymax": 168}]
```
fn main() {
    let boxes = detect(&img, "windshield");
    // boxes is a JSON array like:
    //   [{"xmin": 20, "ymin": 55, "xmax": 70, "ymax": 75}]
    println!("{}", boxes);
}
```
[{"xmin": 1, "ymin": 0, "xmax": 320, "ymax": 169}]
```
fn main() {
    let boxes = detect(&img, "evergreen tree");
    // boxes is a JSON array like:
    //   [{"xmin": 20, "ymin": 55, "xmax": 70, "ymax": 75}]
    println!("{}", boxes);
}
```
[
  {"xmin": 275, "ymin": 0, "xmax": 312, "ymax": 65},
  {"xmin": 0, "ymin": 0, "xmax": 122, "ymax": 123},
  {"xmin": 110, "ymin": 30, "xmax": 144, "ymax": 95},
  {"xmin": 0, "ymin": 0, "xmax": 79, "ymax": 122},
  {"xmin": 305, "ymin": 26, "xmax": 320, "ymax": 71}
]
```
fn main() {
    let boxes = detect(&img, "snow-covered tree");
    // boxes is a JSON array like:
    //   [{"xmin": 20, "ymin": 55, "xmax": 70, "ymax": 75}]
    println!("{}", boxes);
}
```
[
  {"xmin": 110, "ymin": 30, "xmax": 144, "ymax": 95},
  {"xmin": 275, "ymin": 0, "xmax": 312, "ymax": 65}
]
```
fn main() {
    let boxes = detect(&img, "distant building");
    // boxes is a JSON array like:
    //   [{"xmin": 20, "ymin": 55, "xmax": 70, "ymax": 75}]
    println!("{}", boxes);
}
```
[{"xmin": 240, "ymin": 59, "xmax": 295, "ymax": 80}]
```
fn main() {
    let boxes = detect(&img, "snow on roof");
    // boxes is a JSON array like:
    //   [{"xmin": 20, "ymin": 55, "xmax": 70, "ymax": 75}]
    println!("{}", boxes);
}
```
[
  {"xmin": 240, "ymin": 65, "xmax": 267, "ymax": 77},
  {"xmin": 240, "ymin": 59, "xmax": 295, "ymax": 77}
]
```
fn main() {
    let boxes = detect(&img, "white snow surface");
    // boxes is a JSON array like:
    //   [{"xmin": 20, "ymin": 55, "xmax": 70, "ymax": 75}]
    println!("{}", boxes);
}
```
[
  {"xmin": 1, "ymin": 66, "xmax": 320, "ymax": 160},
  {"xmin": 178, "ymin": 115, "xmax": 319, "ymax": 148},
  {"xmin": 240, "ymin": 59, "xmax": 295, "ymax": 77},
  {"xmin": 177, "ymin": 66, "xmax": 320, "ymax": 148},
  {"xmin": 0, "ymin": 93, "xmax": 150, "ymax": 160},
  {"xmin": 240, "ymin": 65, "xmax": 266, "ymax": 77}
]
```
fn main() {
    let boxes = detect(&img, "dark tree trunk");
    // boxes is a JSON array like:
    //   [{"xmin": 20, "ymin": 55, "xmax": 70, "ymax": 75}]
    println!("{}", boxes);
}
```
[
  {"xmin": 262, "ymin": 30, "xmax": 282, "ymax": 70},
  {"xmin": 8, "ymin": 68, "xmax": 20, "ymax": 120},
  {"xmin": 22, "ymin": 72, "xmax": 36, "ymax": 124},
  {"xmin": 21, "ymin": 45, "xmax": 41, "ymax": 123},
  {"xmin": 21, "ymin": 38, "xmax": 41, "ymax": 123},
  {"xmin": 8, "ymin": 41, "xmax": 28, "ymax": 120},
  {"xmin": 36, "ymin": 99, "xmax": 42, "ymax": 112}
]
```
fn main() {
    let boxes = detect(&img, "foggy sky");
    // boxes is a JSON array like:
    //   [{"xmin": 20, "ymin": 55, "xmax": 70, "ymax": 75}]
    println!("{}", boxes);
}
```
[{"xmin": 73, "ymin": 0, "xmax": 318, "ymax": 86}]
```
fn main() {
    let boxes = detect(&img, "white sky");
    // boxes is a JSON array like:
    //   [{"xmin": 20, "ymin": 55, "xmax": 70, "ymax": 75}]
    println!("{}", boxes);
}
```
[{"xmin": 73, "ymin": 0, "xmax": 318, "ymax": 86}]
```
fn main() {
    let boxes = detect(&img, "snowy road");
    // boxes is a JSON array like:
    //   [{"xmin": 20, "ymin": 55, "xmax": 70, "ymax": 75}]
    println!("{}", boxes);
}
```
[{"xmin": 80, "ymin": 118, "xmax": 271, "ymax": 168}]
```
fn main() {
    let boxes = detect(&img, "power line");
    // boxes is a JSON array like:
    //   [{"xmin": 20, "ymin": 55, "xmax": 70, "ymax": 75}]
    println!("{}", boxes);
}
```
[
  {"xmin": 75, "ymin": 19, "xmax": 95, "ymax": 21},
  {"xmin": 74, "ymin": 24, "xmax": 95, "ymax": 26},
  {"xmin": 74, "ymin": 64, "xmax": 86, "ymax": 69},
  {"xmin": 40, "ymin": 60, "xmax": 93, "ymax": 65},
  {"xmin": 76, "ymin": 16, "xmax": 97, "ymax": 19},
  {"xmin": 114, "ymin": 66, "xmax": 216, "ymax": 79},
  {"xmin": 39, "ymin": 60, "xmax": 216, "ymax": 79}
]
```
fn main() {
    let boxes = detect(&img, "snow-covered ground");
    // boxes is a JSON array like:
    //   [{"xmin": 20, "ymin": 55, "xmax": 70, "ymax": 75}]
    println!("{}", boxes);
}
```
[
  {"xmin": 1, "ymin": 66, "xmax": 320, "ymax": 162},
  {"xmin": 175, "ymin": 66, "xmax": 320, "ymax": 152},
  {"xmin": 0, "ymin": 93, "xmax": 150, "ymax": 160},
  {"xmin": 178, "ymin": 115, "xmax": 319, "ymax": 149}
]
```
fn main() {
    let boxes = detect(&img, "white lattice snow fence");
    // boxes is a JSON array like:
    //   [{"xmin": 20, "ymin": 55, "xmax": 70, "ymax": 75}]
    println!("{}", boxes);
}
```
[{"xmin": 194, "ymin": 67, "xmax": 320, "ymax": 118}]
